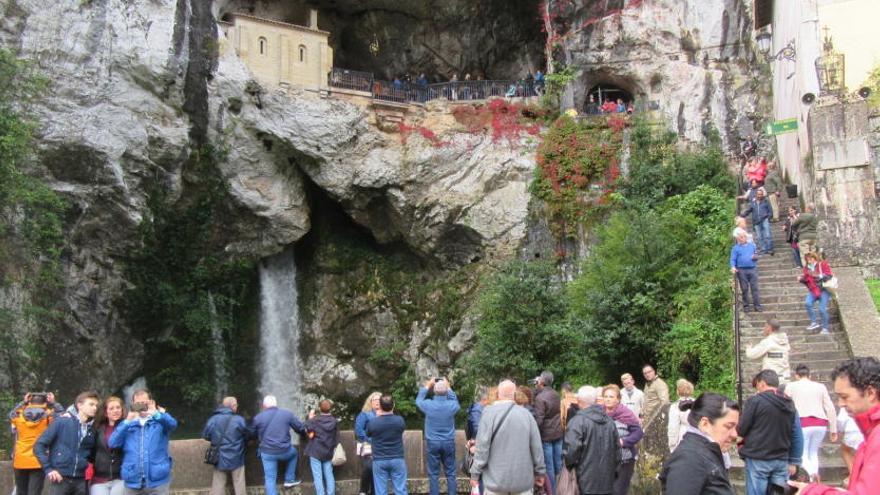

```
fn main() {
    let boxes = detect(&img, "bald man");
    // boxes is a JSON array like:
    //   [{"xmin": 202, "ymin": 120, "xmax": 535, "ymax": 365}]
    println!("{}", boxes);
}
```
[
  {"xmin": 203, "ymin": 397, "xmax": 250, "ymax": 495},
  {"xmin": 470, "ymin": 381, "xmax": 546, "ymax": 495}
]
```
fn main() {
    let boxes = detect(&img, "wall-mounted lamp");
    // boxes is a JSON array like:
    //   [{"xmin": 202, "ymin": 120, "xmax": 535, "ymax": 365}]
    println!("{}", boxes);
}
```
[{"xmin": 755, "ymin": 31, "xmax": 797, "ymax": 62}]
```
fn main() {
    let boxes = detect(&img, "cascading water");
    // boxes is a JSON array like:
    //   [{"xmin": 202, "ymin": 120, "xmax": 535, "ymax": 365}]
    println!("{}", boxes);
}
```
[
  {"xmin": 207, "ymin": 291, "xmax": 229, "ymax": 403},
  {"xmin": 258, "ymin": 248, "xmax": 304, "ymax": 417}
]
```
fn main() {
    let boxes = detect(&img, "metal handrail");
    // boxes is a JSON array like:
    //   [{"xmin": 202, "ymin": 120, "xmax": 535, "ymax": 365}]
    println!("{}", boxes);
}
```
[{"xmin": 733, "ymin": 157, "xmax": 747, "ymax": 408}]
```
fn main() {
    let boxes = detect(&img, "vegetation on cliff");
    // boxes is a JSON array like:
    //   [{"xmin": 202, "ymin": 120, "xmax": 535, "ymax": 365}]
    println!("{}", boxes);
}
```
[
  {"xmin": 469, "ymin": 119, "xmax": 737, "ymax": 396},
  {"xmin": 122, "ymin": 147, "xmax": 259, "ymax": 424},
  {"xmin": 0, "ymin": 48, "xmax": 66, "ymax": 448}
]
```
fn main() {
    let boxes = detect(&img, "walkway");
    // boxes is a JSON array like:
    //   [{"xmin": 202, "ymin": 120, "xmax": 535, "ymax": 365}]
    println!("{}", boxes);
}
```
[{"xmin": 732, "ymin": 193, "xmax": 852, "ymax": 485}]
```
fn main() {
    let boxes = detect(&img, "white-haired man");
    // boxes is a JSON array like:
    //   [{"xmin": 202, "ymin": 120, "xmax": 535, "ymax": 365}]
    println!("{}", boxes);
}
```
[
  {"xmin": 251, "ymin": 396, "xmax": 306, "ymax": 495},
  {"xmin": 470, "ymin": 380, "xmax": 546, "ymax": 495},
  {"xmin": 563, "ymin": 386, "xmax": 620, "ymax": 495},
  {"xmin": 416, "ymin": 378, "xmax": 460, "ymax": 495}
]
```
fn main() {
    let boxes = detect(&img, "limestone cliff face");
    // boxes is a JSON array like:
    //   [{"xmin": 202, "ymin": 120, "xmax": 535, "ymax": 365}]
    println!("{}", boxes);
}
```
[
  {"xmin": 0, "ymin": 0, "xmax": 765, "ymax": 408},
  {"xmin": 559, "ymin": 0, "xmax": 766, "ymax": 149},
  {"xmin": 0, "ymin": 0, "xmax": 535, "ymax": 399}
]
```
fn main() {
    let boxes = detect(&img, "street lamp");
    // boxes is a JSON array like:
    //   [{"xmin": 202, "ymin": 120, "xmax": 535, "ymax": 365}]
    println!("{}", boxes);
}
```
[{"xmin": 755, "ymin": 31, "xmax": 796, "ymax": 62}]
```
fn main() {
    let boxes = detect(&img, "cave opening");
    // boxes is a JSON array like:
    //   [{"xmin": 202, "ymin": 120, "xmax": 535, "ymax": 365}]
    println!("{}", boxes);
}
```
[{"xmin": 586, "ymin": 83, "xmax": 634, "ymax": 110}]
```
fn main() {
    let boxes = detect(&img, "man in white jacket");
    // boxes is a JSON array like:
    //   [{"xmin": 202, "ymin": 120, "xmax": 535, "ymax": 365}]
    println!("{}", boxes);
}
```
[{"xmin": 746, "ymin": 318, "xmax": 791, "ymax": 383}]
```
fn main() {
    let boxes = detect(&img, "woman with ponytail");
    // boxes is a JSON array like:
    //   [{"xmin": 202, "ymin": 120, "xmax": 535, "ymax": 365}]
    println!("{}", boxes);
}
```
[{"xmin": 659, "ymin": 392, "xmax": 740, "ymax": 495}]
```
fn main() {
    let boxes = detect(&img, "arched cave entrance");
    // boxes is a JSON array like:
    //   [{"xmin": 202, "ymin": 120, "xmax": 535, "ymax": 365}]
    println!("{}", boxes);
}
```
[{"xmin": 585, "ymin": 83, "xmax": 634, "ymax": 113}]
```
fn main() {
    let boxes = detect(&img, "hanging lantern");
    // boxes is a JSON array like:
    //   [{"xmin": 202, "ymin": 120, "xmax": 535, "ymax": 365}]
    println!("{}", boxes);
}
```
[
  {"xmin": 369, "ymin": 34, "xmax": 380, "ymax": 57},
  {"xmin": 815, "ymin": 27, "xmax": 845, "ymax": 96}
]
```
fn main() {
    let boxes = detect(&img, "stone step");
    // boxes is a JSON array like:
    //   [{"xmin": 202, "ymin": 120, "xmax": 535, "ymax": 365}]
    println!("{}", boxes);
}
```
[
  {"xmin": 739, "ymin": 318, "xmax": 841, "ymax": 329},
  {"xmin": 743, "ymin": 359, "xmax": 844, "ymax": 375},
  {"xmin": 740, "ymin": 335, "xmax": 847, "ymax": 348}
]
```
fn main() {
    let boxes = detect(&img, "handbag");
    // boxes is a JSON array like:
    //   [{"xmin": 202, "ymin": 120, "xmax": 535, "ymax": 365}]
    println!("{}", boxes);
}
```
[
  {"xmin": 356, "ymin": 441, "xmax": 372, "ymax": 456},
  {"xmin": 331, "ymin": 442, "xmax": 347, "ymax": 466},
  {"xmin": 556, "ymin": 466, "xmax": 580, "ymax": 495},
  {"xmin": 204, "ymin": 415, "xmax": 236, "ymax": 465},
  {"xmin": 460, "ymin": 448, "xmax": 474, "ymax": 475}
]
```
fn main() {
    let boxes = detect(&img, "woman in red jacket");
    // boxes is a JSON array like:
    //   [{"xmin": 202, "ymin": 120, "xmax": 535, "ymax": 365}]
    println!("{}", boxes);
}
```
[
  {"xmin": 789, "ymin": 357, "xmax": 880, "ymax": 495},
  {"xmin": 798, "ymin": 252, "xmax": 833, "ymax": 335}
]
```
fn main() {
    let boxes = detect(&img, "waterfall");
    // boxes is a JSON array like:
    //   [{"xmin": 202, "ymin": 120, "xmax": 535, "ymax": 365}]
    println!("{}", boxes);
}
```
[
  {"xmin": 123, "ymin": 377, "xmax": 148, "ymax": 406},
  {"xmin": 258, "ymin": 248, "xmax": 304, "ymax": 417},
  {"xmin": 207, "ymin": 291, "xmax": 229, "ymax": 403}
]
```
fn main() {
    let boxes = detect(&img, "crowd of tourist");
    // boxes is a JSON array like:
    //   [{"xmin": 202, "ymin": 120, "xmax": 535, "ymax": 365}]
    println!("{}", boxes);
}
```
[
  {"xmin": 8, "ymin": 353, "xmax": 880, "ymax": 495},
  {"xmin": 368, "ymin": 70, "xmax": 545, "ymax": 103},
  {"xmin": 583, "ymin": 94, "xmax": 634, "ymax": 115},
  {"xmin": 724, "ymin": 148, "xmax": 880, "ymax": 494}
]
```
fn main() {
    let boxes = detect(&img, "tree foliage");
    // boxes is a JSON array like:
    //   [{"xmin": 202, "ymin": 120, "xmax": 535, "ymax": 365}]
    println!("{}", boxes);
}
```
[{"xmin": 462, "ymin": 260, "xmax": 598, "ymax": 387}]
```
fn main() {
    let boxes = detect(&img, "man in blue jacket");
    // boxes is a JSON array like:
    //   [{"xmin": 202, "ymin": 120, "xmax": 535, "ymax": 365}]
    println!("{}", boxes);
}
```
[
  {"xmin": 251, "ymin": 395, "xmax": 306, "ymax": 495},
  {"xmin": 109, "ymin": 389, "xmax": 178, "ymax": 495},
  {"xmin": 730, "ymin": 231, "xmax": 763, "ymax": 312},
  {"xmin": 416, "ymin": 378, "xmax": 460, "ymax": 495},
  {"xmin": 202, "ymin": 396, "xmax": 249, "ymax": 495},
  {"xmin": 740, "ymin": 188, "xmax": 774, "ymax": 255},
  {"xmin": 34, "ymin": 391, "xmax": 99, "ymax": 495}
]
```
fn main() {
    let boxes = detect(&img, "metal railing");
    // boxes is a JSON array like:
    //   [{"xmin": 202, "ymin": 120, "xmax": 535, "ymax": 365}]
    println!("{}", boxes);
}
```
[
  {"xmin": 733, "ymin": 159, "xmax": 747, "ymax": 408},
  {"xmin": 328, "ymin": 68, "xmax": 545, "ymax": 104}
]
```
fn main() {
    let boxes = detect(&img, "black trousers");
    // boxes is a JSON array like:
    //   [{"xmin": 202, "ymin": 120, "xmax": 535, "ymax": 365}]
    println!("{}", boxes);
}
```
[
  {"xmin": 48, "ymin": 477, "xmax": 88, "ymax": 495},
  {"xmin": 14, "ymin": 468, "xmax": 45, "ymax": 495},
  {"xmin": 359, "ymin": 455, "xmax": 374, "ymax": 495}
]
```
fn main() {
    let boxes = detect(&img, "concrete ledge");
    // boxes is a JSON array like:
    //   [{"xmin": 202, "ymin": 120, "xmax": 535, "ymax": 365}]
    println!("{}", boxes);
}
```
[
  {"xmin": 835, "ymin": 266, "xmax": 880, "ymax": 358},
  {"xmin": 0, "ymin": 431, "xmax": 470, "ymax": 495}
]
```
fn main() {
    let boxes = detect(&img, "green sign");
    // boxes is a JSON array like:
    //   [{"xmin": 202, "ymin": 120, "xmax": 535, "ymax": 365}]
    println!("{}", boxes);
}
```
[{"xmin": 767, "ymin": 118, "xmax": 798, "ymax": 135}]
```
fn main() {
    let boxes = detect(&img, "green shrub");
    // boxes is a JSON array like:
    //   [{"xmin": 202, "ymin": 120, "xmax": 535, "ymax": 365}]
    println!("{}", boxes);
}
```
[{"xmin": 462, "ymin": 260, "xmax": 598, "ymax": 387}]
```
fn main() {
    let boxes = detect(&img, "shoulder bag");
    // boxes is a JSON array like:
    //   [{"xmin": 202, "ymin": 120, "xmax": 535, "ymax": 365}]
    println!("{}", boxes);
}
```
[
  {"xmin": 461, "ymin": 403, "xmax": 515, "ymax": 475},
  {"xmin": 204, "ymin": 415, "xmax": 236, "ymax": 465}
]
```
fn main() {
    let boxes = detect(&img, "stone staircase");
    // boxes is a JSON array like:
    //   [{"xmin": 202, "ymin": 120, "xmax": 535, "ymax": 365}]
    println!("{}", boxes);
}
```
[{"xmin": 730, "ymin": 194, "xmax": 853, "ymax": 489}]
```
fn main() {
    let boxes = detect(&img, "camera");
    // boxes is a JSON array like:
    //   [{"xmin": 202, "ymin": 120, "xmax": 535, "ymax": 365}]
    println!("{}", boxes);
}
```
[
  {"xmin": 131, "ymin": 401, "xmax": 149, "ymax": 413},
  {"xmin": 434, "ymin": 377, "xmax": 445, "ymax": 382},
  {"xmin": 27, "ymin": 393, "xmax": 48, "ymax": 405}
]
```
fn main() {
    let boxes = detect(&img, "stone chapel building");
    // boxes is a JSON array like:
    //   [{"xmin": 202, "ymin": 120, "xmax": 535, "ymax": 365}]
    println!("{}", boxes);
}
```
[{"xmin": 220, "ymin": 9, "xmax": 333, "ymax": 91}]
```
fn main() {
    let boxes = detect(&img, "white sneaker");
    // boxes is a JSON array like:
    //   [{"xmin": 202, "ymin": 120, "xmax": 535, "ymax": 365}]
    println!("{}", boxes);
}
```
[
  {"xmin": 820, "ymin": 328, "xmax": 830, "ymax": 335},
  {"xmin": 806, "ymin": 322, "xmax": 820, "ymax": 331},
  {"xmin": 283, "ymin": 480, "xmax": 302, "ymax": 488}
]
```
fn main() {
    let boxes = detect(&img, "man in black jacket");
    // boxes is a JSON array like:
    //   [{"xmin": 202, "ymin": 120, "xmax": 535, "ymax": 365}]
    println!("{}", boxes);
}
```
[
  {"xmin": 533, "ymin": 371, "xmax": 563, "ymax": 495},
  {"xmin": 34, "ymin": 391, "xmax": 99, "ymax": 495},
  {"xmin": 738, "ymin": 370, "xmax": 804, "ymax": 495},
  {"xmin": 563, "ymin": 386, "xmax": 619, "ymax": 495}
]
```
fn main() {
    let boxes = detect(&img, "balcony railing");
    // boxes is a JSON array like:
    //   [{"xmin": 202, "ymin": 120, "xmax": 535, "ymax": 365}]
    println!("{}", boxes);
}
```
[{"xmin": 328, "ymin": 68, "xmax": 544, "ymax": 104}]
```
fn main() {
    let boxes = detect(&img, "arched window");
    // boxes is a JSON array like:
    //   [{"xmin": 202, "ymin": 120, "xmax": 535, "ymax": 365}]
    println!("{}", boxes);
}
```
[
  {"xmin": 258, "ymin": 37, "xmax": 267, "ymax": 55},
  {"xmin": 298, "ymin": 45, "xmax": 307, "ymax": 63}
]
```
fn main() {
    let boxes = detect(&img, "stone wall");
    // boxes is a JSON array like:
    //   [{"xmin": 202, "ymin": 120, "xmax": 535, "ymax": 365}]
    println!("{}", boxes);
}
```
[
  {"xmin": 0, "ymin": 431, "xmax": 470, "ymax": 495},
  {"xmin": 806, "ymin": 98, "xmax": 880, "ymax": 267}
]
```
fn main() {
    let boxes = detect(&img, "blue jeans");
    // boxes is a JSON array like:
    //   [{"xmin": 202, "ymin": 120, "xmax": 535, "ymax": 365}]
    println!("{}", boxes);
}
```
[
  {"xmin": 736, "ymin": 268, "xmax": 762, "ymax": 309},
  {"xmin": 744, "ymin": 458, "xmax": 789, "ymax": 495},
  {"xmin": 754, "ymin": 218, "xmax": 773, "ymax": 253},
  {"xmin": 806, "ymin": 290, "xmax": 831, "ymax": 328},
  {"xmin": 425, "ymin": 440, "xmax": 456, "ymax": 495},
  {"xmin": 542, "ymin": 439, "xmax": 563, "ymax": 495},
  {"xmin": 791, "ymin": 244, "xmax": 802, "ymax": 267},
  {"xmin": 310, "ymin": 457, "xmax": 335, "ymax": 495},
  {"xmin": 373, "ymin": 458, "xmax": 407, "ymax": 495},
  {"xmin": 260, "ymin": 446, "xmax": 298, "ymax": 495}
]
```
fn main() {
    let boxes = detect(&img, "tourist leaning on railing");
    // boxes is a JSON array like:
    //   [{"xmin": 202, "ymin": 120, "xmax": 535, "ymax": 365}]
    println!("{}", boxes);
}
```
[{"xmin": 355, "ymin": 392, "xmax": 381, "ymax": 495}]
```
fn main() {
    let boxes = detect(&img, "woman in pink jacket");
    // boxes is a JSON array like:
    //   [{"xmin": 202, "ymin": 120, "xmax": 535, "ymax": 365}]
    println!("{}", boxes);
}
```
[
  {"xmin": 745, "ymin": 158, "xmax": 768, "ymax": 185},
  {"xmin": 790, "ymin": 358, "xmax": 880, "ymax": 495}
]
